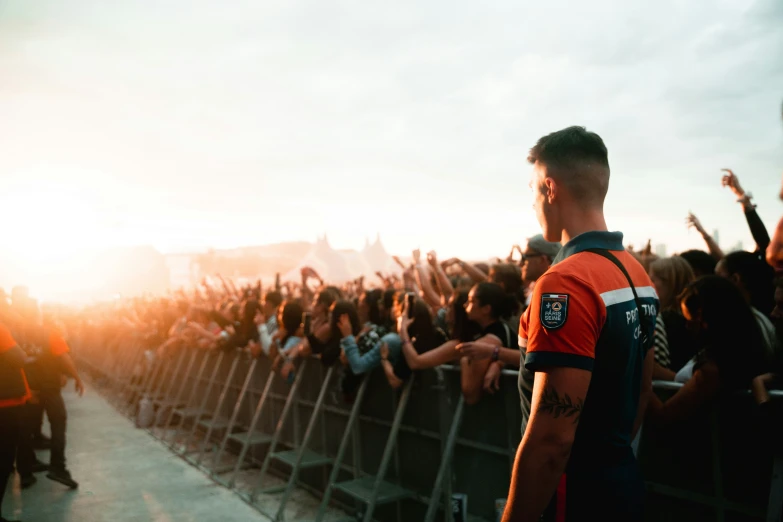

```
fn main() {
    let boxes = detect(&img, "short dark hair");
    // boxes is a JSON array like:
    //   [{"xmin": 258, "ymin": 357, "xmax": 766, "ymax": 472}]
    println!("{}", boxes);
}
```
[
  {"xmin": 679, "ymin": 250, "xmax": 717, "ymax": 278},
  {"xmin": 264, "ymin": 290, "xmax": 283, "ymax": 309},
  {"xmin": 528, "ymin": 126, "xmax": 610, "ymax": 205},
  {"xmin": 722, "ymin": 251, "xmax": 774, "ymax": 316}
]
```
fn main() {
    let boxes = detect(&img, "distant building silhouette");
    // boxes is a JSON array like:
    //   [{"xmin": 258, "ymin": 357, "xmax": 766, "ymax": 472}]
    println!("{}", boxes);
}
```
[
  {"xmin": 728, "ymin": 240, "xmax": 744, "ymax": 253},
  {"xmin": 712, "ymin": 229, "xmax": 721, "ymax": 248},
  {"xmin": 285, "ymin": 233, "xmax": 399, "ymax": 283},
  {"xmin": 654, "ymin": 244, "xmax": 667, "ymax": 258}
]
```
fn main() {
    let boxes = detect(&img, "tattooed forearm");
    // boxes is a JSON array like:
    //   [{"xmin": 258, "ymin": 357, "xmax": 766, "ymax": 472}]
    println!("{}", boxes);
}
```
[{"xmin": 539, "ymin": 386, "xmax": 583, "ymax": 424}]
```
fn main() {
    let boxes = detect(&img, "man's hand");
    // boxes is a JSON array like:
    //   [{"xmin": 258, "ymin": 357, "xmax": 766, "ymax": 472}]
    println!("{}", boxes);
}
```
[
  {"xmin": 412, "ymin": 249, "xmax": 421, "ymax": 265},
  {"xmin": 75, "ymin": 379, "xmax": 85, "ymax": 397}
]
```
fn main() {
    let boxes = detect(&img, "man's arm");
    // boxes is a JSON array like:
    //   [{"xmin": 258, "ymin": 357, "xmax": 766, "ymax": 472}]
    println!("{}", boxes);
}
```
[
  {"xmin": 502, "ymin": 367, "xmax": 591, "ymax": 522},
  {"xmin": 59, "ymin": 352, "xmax": 85, "ymax": 396},
  {"xmin": 632, "ymin": 347, "xmax": 654, "ymax": 440}
]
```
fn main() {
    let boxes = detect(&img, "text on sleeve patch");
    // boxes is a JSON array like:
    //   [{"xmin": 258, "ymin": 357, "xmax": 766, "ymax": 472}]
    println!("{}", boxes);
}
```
[{"xmin": 540, "ymin": 294, "xmax": 569, "ymax": 330}]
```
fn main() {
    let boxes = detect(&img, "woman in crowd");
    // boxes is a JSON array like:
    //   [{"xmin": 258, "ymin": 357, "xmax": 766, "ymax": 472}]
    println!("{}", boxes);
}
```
[
  {"xmin": 285, "ymin": 299, "xmax": 362, "ymax": 371},
  {"xmin": 648, "ymin": 256, "xmax": 697, "ymax": 380},
  {"xmin": 340, "ymin": 289, "xmax": 393, "ymax": 396},
  {"xmin": 397, "ymin": 282, "xmax": 518, "ymax": 403},
  {"xmin": 646, "ymin": 276, "xmax": 771, "ymax": 425},
  {"xmin": 251, "ymin": 300, "xmax": 303, "ymax": 360},
  {"xmin": 715, "ymin": 251, "xmax": 777, "ymax": 360},
  {"xmin": 378, "ymin": 299, "xmax": 448, "ymax": 388}
]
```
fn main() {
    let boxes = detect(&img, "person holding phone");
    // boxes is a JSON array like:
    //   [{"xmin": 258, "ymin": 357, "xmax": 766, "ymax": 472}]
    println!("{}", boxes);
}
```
[{"xmin": 339, "ymin": 301, "xmax": 400, "ymax": 376}]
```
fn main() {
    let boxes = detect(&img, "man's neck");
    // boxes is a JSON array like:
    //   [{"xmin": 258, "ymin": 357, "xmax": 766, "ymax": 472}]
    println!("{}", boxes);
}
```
[{"xmin": 560, "ymin": 210, "xmax": 609, "ymax": 245}]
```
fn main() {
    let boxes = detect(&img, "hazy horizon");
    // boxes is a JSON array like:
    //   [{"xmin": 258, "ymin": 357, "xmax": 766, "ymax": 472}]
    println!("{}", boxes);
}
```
[{"xmin": 1, "ymin": 0, "xmax": 782, "ymax": 302}]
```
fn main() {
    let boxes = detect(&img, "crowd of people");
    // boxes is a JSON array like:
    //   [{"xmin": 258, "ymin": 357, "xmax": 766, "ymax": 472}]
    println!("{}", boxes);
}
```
[{"xmin": 1, "ymin": 124, "xmax": 782, "ymax": 521}]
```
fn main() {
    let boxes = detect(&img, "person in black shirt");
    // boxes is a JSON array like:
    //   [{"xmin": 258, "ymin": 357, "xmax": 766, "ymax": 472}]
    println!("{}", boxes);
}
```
[{"xmin": 454, "ymin": 282, "xmax": 519, "ymax": 403}]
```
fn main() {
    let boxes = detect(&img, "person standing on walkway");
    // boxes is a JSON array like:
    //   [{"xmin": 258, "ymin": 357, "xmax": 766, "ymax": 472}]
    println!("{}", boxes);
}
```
[
  {"xmin": 16, "ymin": 319, "xmax": 82, "ymax": 489},
  {"xmin": 503, "ymin": 126, "xmax": 658, "ymax": 522},
  {"xmin": 0, "ymin": 321, "xmax": 31, "ymax": 522}
]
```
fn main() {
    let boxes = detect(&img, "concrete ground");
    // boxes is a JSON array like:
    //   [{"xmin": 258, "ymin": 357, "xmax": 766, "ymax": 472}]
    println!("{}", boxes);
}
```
[{"xmin": 3, "ymin": 384, "xmax": 276, "ymax": 522}]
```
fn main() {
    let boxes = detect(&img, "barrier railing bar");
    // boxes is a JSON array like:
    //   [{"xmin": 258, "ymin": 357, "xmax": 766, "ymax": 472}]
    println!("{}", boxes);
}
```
[
  {"xmin": 210, "ymin": 357, "xmax": 259, "ymax": 475},
  {"xmin": 147, "ymin": 348, "xmax": 189, "ymax": 435},
  {"xmin": 163, "ymin": 350, "xmax": 213, "ymax": 448},
  {"xmin": 361, "ymin": 375, "xmax": 415, "ymax": 522},
  {"xmin": 275, "ymin": 365, "xmax": 336, "ymax": 520},
  {"xmin": 225, "ymin": 367, "xmax": 277, "ymax": 489},
  {"xmin": 159, "ymin": 349, "xmax": 200, "ymax": 437},
  {"xmin": 179, "ymin": 350, "xmax": 226, "ymax": 454},
  {"xmin": 250, "ymin": 358, "xmax": 309, "ymax": 503},
  {"xmin": 196, "ymin": 351, "xmax": 243, "ymax": 466},
  {"xmin": 316, "ymin": 374, "xmax": 371, "ymax": 522},
  {"xmin": 424, "ymin": 395, "xmax": 465, "ymax": 522}
]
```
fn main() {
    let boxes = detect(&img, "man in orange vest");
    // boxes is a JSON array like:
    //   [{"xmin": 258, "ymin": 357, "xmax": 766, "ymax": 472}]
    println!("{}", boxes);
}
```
[
  {"xmin": 0, "ymin": 321, "xmax": 30, "ymax": 522},
  {"xmin": 16, "ymin": 319, "xmax": 82, "ymax": 490}
]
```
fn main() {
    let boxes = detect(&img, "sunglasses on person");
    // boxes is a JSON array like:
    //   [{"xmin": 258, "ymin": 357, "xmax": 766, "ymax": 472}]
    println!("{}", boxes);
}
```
[{"xmin": 521, "ymin": 253, "xmax": 545, "ymax": 262}]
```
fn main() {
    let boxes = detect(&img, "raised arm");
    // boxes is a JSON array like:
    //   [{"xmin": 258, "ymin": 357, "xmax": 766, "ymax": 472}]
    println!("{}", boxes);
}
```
[
  {"xmin": 686, "ymin": 212, "xmax": 724, "ymax": 259},
  {"xmin": 427, "ymin": 251, "xmax": 454, "ymax": 303},
  {"xmin": 722, "ymin": 169, "xmax": 770, "ymax": 253},
  {"xmin": 412, "ymin": 251, "xmax": 442, "ymax": 310},
  {"xmin": 457, "ymin": 258, "xmax": 489, "ymax": 283}
]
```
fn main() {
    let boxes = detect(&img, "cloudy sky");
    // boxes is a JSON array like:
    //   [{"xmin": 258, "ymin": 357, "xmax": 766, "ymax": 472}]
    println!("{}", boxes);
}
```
[{"xmin": 1, "ymin": 0, "xmax": 782, "ymax": 291}]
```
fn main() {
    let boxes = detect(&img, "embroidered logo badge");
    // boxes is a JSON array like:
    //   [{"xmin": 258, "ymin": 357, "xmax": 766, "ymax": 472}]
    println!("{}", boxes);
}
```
[{"xmin": 540, "ymin": 294, "xmax": 569, "ymax": 330}]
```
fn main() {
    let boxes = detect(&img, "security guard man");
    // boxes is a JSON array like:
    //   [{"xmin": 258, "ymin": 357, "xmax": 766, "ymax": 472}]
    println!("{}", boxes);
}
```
[
  {"xmin": 503, "ymin": 127, "xmax": 658, "ymax": 522},
  {"xmin": 16, "ymin": 318, "xmax": 82, "ymax": 489},
  {"xmin": 0, "ymin": 321, "xmax": 30, "ymax": 522}
]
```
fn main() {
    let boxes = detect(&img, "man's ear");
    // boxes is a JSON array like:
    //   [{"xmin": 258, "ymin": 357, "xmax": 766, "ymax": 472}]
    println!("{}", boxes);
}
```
[{"xmin": 544, "ymin": 177, "xmax": 557, "ymax": 204}]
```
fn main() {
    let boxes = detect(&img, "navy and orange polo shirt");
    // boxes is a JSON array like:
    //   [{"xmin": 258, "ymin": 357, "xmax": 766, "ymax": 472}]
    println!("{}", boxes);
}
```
[
  {"xmin": 0, "ymin": 322, "xmax": 32, "ymax": 408},
  {"xmin": 518, "ymin": 231, "xmax": 659, "ymax": 466}
]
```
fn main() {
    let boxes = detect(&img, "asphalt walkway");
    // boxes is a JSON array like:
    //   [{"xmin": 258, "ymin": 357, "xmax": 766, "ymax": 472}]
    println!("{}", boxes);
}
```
[{"xmin": 3, "ymin": 384, "xmax": 273, "ymax": 522}]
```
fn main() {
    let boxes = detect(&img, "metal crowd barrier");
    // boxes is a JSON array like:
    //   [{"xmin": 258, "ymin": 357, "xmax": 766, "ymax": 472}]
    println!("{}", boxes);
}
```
[{"xmin": 73, "ymin": 340, "xmax": 782, "ymax": 522}]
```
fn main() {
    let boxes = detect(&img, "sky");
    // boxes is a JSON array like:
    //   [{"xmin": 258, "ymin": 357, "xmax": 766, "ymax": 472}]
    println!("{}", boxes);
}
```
[{"xmin": 1, "ymin": 0, "xmax": 782, "ymax": 298}]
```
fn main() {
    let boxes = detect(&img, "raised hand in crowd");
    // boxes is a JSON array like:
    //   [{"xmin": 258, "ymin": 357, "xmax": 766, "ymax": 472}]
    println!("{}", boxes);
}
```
[
  {"xmin": 721, "ymin": 168, "xmax": 771, "ymax": 254},
  {"xmin": 686, "ymin": 212, "xmax": 706, "ymax": 236},
  {"xmin": 396, "ymin": 301, "xmax": 414, "ymax": 336},
  {"xmin": 440, "ymin": 257, "xmax": 461, "ymax": 269},
  {"xmin": 338, "ymin": 314, "xmax": 353, "ymax": 338},
  {"xmin": 686, "ymin": 212, "xmax": 724, "ymax": 259},
  {"xmin": 721, "ymin": 168, "xmax": 750, "ymax": 204}
]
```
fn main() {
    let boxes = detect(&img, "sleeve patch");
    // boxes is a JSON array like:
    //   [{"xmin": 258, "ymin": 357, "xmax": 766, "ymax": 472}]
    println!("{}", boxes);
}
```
[{"xmin": 540, "ymin": 294, "xmax": 569, "ymax": 330}]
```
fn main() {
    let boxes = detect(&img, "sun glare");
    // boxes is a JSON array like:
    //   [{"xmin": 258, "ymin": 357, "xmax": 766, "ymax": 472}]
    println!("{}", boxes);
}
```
[{"xmin": 3, "ymin": 173, "xmax": 110, "ymax": 302}]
